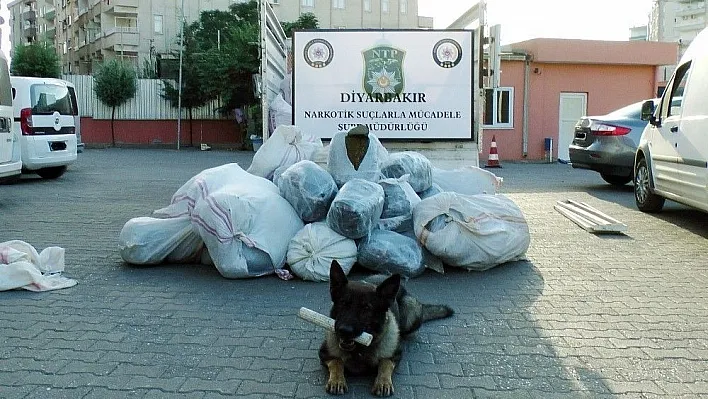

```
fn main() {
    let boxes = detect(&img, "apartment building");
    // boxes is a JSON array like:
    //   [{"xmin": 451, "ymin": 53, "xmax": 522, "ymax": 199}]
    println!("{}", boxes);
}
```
[
  {"xmin": 648, "ymin": 0, "xmax": 707, "ymax": 84},
  {"xmin": 271, "ymin": 0, "xmax": 433, "ymax": 29},
  {"xmin": 8, "ymin": 0, "xmax": 432, "ymax": 75}
]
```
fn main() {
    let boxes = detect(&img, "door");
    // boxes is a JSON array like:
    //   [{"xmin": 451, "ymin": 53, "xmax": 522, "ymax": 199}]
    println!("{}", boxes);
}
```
[
  {"xmin": 674, "ymin": 58, "xmax": 708, "ymax": 205},
  {"xmin": 558, "ymin": 93, "xmax": 587, "ymax": 162},
  {"xmin": 651, "ymin": 61, "xmax": 690, "ymax": 195},
  {"xmin": 0, "ymin": 57, "xmax": 12, "ymax": 164}
]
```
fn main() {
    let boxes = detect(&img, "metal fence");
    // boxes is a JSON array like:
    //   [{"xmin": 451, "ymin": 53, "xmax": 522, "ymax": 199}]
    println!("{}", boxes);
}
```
[{"xmin": 61, "ymin": 75, "xmax": 229, "ymax": 121}]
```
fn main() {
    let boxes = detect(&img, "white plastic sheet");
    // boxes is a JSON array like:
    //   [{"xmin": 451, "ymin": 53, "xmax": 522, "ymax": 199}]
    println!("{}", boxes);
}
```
[
  {"xmin": 119, "ymin": 217, "xmax": 202, "ymax": 265},
  {"xmin": 432, "ymin": 166, "xmax": 503, "ymax": 195},
  {"xmin": 327, "ymin": 131, "xmax": 389, "ymax": 187},
  {"xmin": 1, "ymin": 240, "xmax": 77, "ymax": 292}
]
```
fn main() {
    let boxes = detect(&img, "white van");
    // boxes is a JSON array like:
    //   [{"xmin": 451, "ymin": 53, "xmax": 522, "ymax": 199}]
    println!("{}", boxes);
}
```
[
  {"xmin": 65, "ymin": 80, "xmax": 84, "ymax": 152},
  {"xmin": 0, "ymin": 53, "xmax": 21, "ymax": 183},
  {"xmin": 634, "ymin": 27, "xmax": 708, "ymax": 213},
  {"xmin": 11, "ymin": 76, "xmax": 77, "ymax": 179}
]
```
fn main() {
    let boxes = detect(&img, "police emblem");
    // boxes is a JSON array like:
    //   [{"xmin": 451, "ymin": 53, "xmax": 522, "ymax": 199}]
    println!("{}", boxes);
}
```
[
  {"xmin": 362, "ymin": 46, "xmax": 405, "ymax": 96},
  {"xmin": 432, "ymin": 39, "xmax": 463, "ymax": 68},
  {"xmin": 304, "ymin": 39, "xmax": 334, "ymax": 68}
]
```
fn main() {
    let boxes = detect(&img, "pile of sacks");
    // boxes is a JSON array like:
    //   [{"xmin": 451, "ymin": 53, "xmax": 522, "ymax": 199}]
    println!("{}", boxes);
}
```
[{"xmin": 119, "ymin": 125, "xmax": 530, "ymax": 281}]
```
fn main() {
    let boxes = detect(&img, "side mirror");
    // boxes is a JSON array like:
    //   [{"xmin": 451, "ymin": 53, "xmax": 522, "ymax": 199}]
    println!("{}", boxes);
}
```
[{"xmin": 640, "ymin": 100, "xmax": 656, "ymax": 123}]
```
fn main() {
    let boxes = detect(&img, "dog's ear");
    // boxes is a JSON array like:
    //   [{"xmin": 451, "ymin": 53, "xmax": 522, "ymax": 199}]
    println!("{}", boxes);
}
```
[
  {"xmin": 376, "ymin": 274, "xmax": 401, "ymax": 307},
  {"xmin": 329, "ymin": 260, "xmax": 348, "ymax": 301}
]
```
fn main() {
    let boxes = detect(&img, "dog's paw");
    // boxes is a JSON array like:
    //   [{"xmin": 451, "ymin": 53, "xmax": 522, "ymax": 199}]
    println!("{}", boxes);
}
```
[
  {"xmin": 326, "ymin": 376, "xmax": 348, "ymax": 395},
  {"xmin": 371, "ymin": 377, "xmax": 394, "ymax": 397}
]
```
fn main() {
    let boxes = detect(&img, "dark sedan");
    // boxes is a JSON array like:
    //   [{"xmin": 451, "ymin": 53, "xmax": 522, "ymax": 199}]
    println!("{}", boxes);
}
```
[{"xmin": 569, "ymin": 99, "xmax": 655, "ymax": 186}]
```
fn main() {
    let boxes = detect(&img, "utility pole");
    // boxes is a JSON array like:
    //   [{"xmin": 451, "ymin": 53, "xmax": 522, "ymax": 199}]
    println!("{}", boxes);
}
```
[{"xmin": 177, "ymin": 0, "xmax": 185, "ymax": 150}]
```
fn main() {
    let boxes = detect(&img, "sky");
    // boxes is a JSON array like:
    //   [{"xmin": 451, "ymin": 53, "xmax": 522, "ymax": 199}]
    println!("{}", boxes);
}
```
[
  {"xmin": 0, "ymin": 0, "xmax": 655, "ymax": 61},
  {"xmin": 419, "ymin": 0, "xmax": 655, "ymax": 44}
]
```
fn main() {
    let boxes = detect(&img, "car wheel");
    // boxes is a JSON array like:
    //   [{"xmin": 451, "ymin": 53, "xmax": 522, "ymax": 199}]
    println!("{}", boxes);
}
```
[
  {"xmin": 36, "ymin": 166, "xmax": 67, "ymax": 179},
  {"xmin": 634, "ymin": 158, "xmax": 664, "ymax": 212},
  {"xmin": 600, "ymin": 173, "xmax": 632, "ymax": 186}
]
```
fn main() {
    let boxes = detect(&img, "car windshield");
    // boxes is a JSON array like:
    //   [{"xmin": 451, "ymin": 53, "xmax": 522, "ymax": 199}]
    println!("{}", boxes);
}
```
[
  {"xmin": 30, "ymin": 84, "xmax": 73, "ymax": 115},
  {"xmin": 606, "ymin": 101, "xmax": 645, "ymax": 119}
]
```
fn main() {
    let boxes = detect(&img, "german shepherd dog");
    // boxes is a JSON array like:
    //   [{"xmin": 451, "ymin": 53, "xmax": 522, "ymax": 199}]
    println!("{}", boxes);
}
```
[{"xmin": 319, "ymin": 261, "xmax": 454, "ymax": 396}]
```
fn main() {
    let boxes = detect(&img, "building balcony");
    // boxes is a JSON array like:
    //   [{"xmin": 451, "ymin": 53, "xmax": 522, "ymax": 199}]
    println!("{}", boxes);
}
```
[
  {"xmin": 675, "ymin": 14, "xmax": 705, "ymax": 31},
  {"xmin": 418, "ymin": 16, "xmax": 434, "ymax": 29},
  {"xmin": 102, "ymin": 27, "xmax": 140, "ymax": 50},
  {"xmin": 23, "ymin": 26, "xmax": 37, "ymax": 38},
  {"xmin": 675, "ymin": 1, "xmax": 706, "ymax": 17},
  {"xmin": 104, "ymin": 0, "xmax": 139, "ymax": 15},
  {"xmin": 23, "ymin": 10, "xmax": 37, "ymax": 22},
  {"xmin": 44, "ymin": 8, "xmax": 55, "ymax": 20}
]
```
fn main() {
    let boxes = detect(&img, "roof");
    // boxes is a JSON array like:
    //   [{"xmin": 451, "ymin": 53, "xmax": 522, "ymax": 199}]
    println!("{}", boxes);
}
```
[{"xmin": 505, "ymin": 38, "xmax": 678, "ymax": 66}]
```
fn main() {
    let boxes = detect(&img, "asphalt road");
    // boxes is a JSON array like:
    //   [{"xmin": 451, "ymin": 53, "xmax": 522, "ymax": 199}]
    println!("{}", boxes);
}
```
[{"xmin": 1, "ymin": 148, "xmax": 706, "ymax": 399}]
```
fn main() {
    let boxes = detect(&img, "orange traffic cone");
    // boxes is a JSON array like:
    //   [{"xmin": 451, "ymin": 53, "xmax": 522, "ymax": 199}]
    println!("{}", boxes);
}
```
[{"xmin": 485, "ymin": 135, "xmax": 502, "ymax": 168}]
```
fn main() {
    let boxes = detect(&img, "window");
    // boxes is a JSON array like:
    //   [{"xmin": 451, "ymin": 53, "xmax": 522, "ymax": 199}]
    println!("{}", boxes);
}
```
[
  {"xmin": 483, "ymin": 87, "xmax": 514, "ymax": 128},
  {"xmin": 400, "ymin": 0, "xmax": 407, "ymax": 14},
  {"xmin": 659, "ymin": 61, "xmax": 689, "ymax": 119},
  {"xmin": 301, "ymin": 0, "xmax": 314, "ymax": 7},
  {"xmin": 332, "ymin": 0, "xmax": 345, "ymax": 9},
  {"xmin": 154, "ymin": 15, "xmax": 163, "ymax": 34},
  {"xmin": 381, "ymin": 0, "xmax": 389, "ymax": 13},
  {"xmin": 364, "ymin": 0, "xmax": 371, "ymax": 12}
]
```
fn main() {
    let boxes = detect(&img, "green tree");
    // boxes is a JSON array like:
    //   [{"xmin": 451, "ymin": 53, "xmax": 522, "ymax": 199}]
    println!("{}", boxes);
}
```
[
  {"xmin": 93, "ymin": 59, "xmax": 137, "ymax": 146},
  {"xmin": 281, "ymin": 12, "xmax": 319, "ymax": 37},
  {"xmin": 10, "ymin": 42, "xmax": 61, "ymax": 78},
  {"xmin": 161, "ymin": 25, "xmax": 213, "ymax": 146},
  {"xmin": 187, "ymin": 1, "xmax": 261, "ymax": 144}
]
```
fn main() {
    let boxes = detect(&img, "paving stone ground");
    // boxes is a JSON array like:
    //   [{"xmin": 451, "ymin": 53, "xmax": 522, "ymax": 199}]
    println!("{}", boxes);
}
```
[{"xmin": 1, "ymin": 148, "xmax": 706, "ymax": 398}]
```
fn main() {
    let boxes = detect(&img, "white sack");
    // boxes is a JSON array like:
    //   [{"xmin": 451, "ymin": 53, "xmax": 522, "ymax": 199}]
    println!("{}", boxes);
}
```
[
  {"xmin": 432, "ymin": 166, "xmax": 503, "ymax": 195},
  {"xmin": 287, "ymin": 222, "xmax": 357, "ymax": 282},
  {"xmin": 247, "ymin": 125, "xmax": 323, "ymax": 180},
  {"xmin": 1, "ymin": 240, "xmax": 77, "ymax": 292},
  {"xmin": 268, "ymin": 93, "xmax": 293, "ymax": 134},
  {"xmin": 191, "ymin": 185, "xmax": 304, "ymax": 279},
  {"xmin": 119, "ymin": 216, "xmax": 202, "ymax": 265},
  {"xmin": 327, "ymin": 131, "xmax": 389, "ymax": 187},
  {"xmin": 154, "ymin": 163, "xmax": 277, "ymax": 218},
  {"xmin": 413, "ymin": 192, "xmax": 530, "ymax": 271}
]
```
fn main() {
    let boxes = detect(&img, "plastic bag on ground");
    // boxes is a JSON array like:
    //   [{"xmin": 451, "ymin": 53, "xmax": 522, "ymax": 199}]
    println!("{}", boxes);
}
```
[
  {"xmin": 326, "ymin": 179, "xmax": 385, "ymax": 239},
  {"xmin": 1, "ymin": 240, "xmax": 77, "ymax": 292},
  {"xmin": 432, "ymin": 166, "xmax": 503, "ymax": 195},
  {"xmin": 400, "ymin": 229, "xmax": 445, "ymax": 274},
  {"xmin": 380, "ymin": 151, "xmax": 433, "ymax": 192},
  {"xmin": 357, "ymin": 230, "xmax": 425, "ymax": 278},
  {"xmin": 413, "ymin": 192, "xmax": 530, "ymax": 271},
  {"xmin": 287, "ymin": 222, "xmax": 358, "ymax": 282},
  {"xmin": 327, "ymin": 130, "xmax": 389, "ymax": 187},
  {"xmin": 119, "ymin": 216, "xmax": 202, "ymax": 265},
  {"xmin": 277, "ymin": 160, "xmax": 338, "ymax": 222},
  {"xmin": 247, "ymin": 125, "xmax": 323, "ymax": 180},
  {"xmin": 153, "ymin": 163, "xmax": 278, "ymax": 218},
  {"xmin": 377, "ymin": 176, "xmax": 421, "ymax": 232},
  {"xmin": 191, "ymin": 184, "xmax": 304, "ymax": 279}
]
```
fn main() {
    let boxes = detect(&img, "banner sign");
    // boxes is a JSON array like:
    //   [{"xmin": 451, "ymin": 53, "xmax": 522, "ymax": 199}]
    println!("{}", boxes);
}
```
[{"xmin": 293, "ymin": 30, "xmax": 474, "ymax": 140}]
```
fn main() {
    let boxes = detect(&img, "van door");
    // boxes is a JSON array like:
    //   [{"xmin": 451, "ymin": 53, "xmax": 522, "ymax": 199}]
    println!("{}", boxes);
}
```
[
  {"xmin": 0, "ymin": 57, "xmax": 13, "ymax": 164},
  {"xmin": 675, "ymin": 57, "xmax": 708, "ymax": 205},
  {"xmin": 67, "ymin": 84, "xmax": 82, "ymax": 150},
  {"xmin": 650, "ymin": 61, "xmax": 690, "ymax": 195},
  {"xmin": 29, "ymin": 83, "xmax": 75, "ymax": 136}
]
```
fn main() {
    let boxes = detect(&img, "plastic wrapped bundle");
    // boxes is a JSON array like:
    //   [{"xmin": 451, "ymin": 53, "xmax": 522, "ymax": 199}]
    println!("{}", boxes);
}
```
[
  {"xmin": 247, "ymin": 125, "xmax": 323, "ymax": 180},
  {"xmin": 277, "ymin": 160, "xmax": 338, "ymax": 222},
  {"xmin": 287, "ymin": 222, "xmax": 358, "ymax": 282},
  {"xmin": 377, "ymin": 176, "xmax": 421, "ymax": 232},
  {"xmin": 357, "ymin": 229, "xmax": 425, "ymax": 278},
  {"xmin": 380, "ymin": 151, "xmax": 433, "ymax": 192},
  {"xmin": 119, "ymin": 216, "xmax": 200, "ymax": 265},
  {"xmin": 418, "ymin": 183, "xmax": 443, "ymax": 199},
  {"xmin": 326, "ymin": 179, "xmax": 385, "ymax": 239}
]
